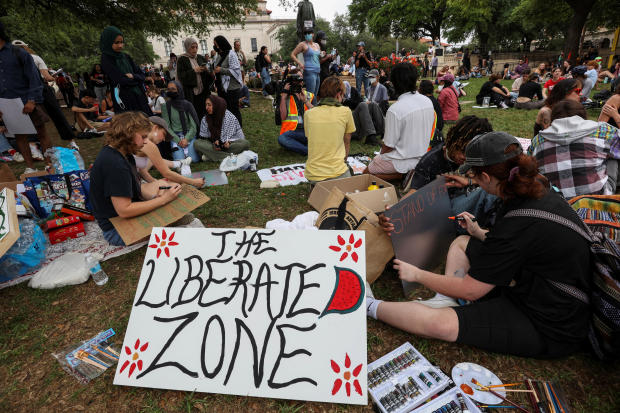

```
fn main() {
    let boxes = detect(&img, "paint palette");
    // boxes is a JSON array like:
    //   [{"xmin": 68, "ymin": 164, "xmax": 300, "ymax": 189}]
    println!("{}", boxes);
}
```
[
  {"xmin": 368, "ymin": 342, "xmax": 451, "ymax": 413},
  {"xmin": 450, "ymin": 362, "xmax": 505, "ymax": 405},
  {"xmin": 411, "ymin": 386, "xmax": 483, "ymax": 413}
]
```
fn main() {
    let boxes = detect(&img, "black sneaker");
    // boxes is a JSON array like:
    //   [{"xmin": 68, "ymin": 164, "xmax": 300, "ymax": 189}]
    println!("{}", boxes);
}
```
[{"xmin": 365, "ymin": 134, "xmax": 381, "ymax": 146}]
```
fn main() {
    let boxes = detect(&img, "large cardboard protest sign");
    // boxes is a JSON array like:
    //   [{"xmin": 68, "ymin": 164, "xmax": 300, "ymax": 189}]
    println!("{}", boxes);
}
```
[
  {"xmin": 0, "ymin": 188, "xmax": 20, "ymax": 258},
  {"xmin": 110, "ymin": 185, "xmax": 210, "ymax": 245},
  {"xmin": 256, "ymin": 163, "xmax": 308, "ymax": 186},
  {"xmin": 383, "ymin": 178, "xmax": 454, "ymax": 294},
  {"xmin": 114, "ymin": 228, "xmax": 367, "ymax": 405}
]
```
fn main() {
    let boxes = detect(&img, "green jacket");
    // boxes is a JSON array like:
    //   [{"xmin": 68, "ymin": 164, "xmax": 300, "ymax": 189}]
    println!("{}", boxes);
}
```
[{"xmin": 161, "ymin": 102, "xmax": 197, "ymax": 142}]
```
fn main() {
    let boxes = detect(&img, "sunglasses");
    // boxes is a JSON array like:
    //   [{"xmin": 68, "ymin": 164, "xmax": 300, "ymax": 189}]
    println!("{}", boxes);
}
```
[{"xmin": 572, "ymin": 88, "xmax": 582, "ymax": 94}]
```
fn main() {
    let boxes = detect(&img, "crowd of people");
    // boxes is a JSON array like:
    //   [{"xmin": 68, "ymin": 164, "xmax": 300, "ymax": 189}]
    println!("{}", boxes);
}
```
[{"xmin": 2, "ymin": 17, "xmax": 620, "ymax": 360}]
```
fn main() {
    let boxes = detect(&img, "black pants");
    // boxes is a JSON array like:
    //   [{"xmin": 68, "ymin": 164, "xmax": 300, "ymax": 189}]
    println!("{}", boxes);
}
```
[
  {"xmin": 43, "ymin": 84, "xmax": 75, "ymax": 141},
  {"xmin": 189, "ymin": 89, "xmax": 210, "ymax": 123},
  {"xmin": 223, "ymin": 88, "xmax": 242, "ymax": 127}
]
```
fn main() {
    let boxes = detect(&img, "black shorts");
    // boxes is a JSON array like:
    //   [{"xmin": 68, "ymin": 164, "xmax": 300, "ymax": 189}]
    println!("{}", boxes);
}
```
[{"xmin": 454, "ymin": 296, "xmax": 548, "ymax": 357}]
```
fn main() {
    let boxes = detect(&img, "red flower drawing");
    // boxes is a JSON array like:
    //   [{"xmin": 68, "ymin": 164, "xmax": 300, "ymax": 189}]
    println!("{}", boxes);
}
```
[
  {"xmin": 330, "ymin": 353, "xmax": 363, "ymax": 397},
  {"xmin": 148, "ymin": 229, "xmax": 179, "ymax": 258},
  {"xmin": 119, "ymin": 338, "xmax": 149, "ymax": 378},
  {"xmin": 329, "ymin": 234, "xmax": 363, "ymax": 263}
]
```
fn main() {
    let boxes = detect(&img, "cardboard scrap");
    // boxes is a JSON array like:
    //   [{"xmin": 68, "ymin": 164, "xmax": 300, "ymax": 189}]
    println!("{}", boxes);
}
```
[{"xmin": 0, "ymin": 188, "xmax": 20, "ymax": 258}]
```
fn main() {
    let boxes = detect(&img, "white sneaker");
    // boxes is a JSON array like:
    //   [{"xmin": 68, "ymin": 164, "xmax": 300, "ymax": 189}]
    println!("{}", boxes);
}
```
[
  {"xmin": 181, "ymin": 156, "xmax": 192, "ymax": 166},
  {"xmin": 201, "ymin": 154, "xmax": 208, "ymax": 162},
  {"xmin": 460, "ymin": 82, "xmax": 469, "ymax": 88},
  {"xmin": 29, "ymin": 143, "xmax": 44, "ymax": 160},
  {"xmin": 415, "ymin": 293, "xmax": 459, "ymax": 309},
  {"xmin": 12, "ymin": 152, "xmax": 24, "ymax": 163},
  {"xmin": 180, "ymin": 164, "xmax": 192, "ymax": 177},
  {"xmin": 499, "ymin": 101, "xmax": 509, "ymax": 109},
  {"xmin": 23, "ymin": 167, "xmax": 38, "ymax": 174},
  {"xmin": 69, "ymin": 141, "xmax": 80, "ymax": 151},
  {"xmin": 266, "ymin": 95, "xmax": 274, "ymax": 101}
]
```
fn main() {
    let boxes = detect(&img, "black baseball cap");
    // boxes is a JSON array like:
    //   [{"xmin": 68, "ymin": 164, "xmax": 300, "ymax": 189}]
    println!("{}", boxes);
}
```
[{"xmin": 458, "ymin": 131, "xmax": 522, "ymax": 174}]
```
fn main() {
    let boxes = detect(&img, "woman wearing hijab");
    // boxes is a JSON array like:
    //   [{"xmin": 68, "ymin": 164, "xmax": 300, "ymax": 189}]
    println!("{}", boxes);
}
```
[
  {"xmin": 213, "ymin": 35, "xmax": 243, "ymax": 126},
  {"xmin": 177, "ymin": 37, "xmax": 212, "ymax": 121},
  {"xmin": 194, "ymin": 95, "xmax": 249, "ymax": 162},
  {"xmin": 161, "ymin": 81, "xmax": 201, "ymax": 163},
  {"xmin": 99, "ymin": 26, "xmax": 151, "ymax": 115}
]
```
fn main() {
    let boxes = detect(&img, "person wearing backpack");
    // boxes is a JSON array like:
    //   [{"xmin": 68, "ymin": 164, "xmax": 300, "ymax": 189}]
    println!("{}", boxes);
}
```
[
  {"xmin": 370, "ymin": 131, "xmax": 593, "ymax": 358},
  {"xmin": 437, "ymin": 73, "xmax": 460, "ymax": 124}
]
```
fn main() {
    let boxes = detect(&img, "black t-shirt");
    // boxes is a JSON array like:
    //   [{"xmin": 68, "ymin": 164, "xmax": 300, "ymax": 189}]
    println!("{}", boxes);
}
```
[
  {"xmin": 355, "ymin": 51, "xmax": 371, "ymax": 69},
  {"xmin": 89, "ymin": 146, "xmax": 143, "ymax": 231},
  {"xmin": 518, "ymin": 81, "xmax": 543, "ymax": 100},
  {"xmin": 466, "ymin": 190, "xmax": 591, "ymax": 352},
  {"xmin": 76, "ymin": 98, "xmax": 97, "ymax": 121},
  {"xmin": 411, "ymin": 143, "xmax": 457, "ymax": 190}
]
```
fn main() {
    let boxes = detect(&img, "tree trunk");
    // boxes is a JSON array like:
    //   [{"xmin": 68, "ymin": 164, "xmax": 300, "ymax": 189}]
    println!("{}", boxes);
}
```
[{"xmin": 563, "ymin": 0, "xmax": 596, "ymax": 62}]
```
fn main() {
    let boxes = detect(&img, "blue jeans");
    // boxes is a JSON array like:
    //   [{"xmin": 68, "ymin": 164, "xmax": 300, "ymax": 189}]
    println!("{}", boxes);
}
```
[
  {"xmin": 278, "ymin": 129, "xmax": 308, "ymax": 155},
  {"xmin": 0, "ymin": 133, "xmax": 13, "ymax": 153},
  {"xmin": 355, "ymin": 68, "xmax": 370, "ymax": 97},
  {"xmin": 450, "ymin": 188, "xmax": 498, "ymax": 234},
  {"xmin": 171, "ymin": 139, "xmax": 200, "ymax": 162},
  {"xmin": 103, "ymin": 228, "xmax": 126, "ymax": 246},
  {"xmin": 304, "ymin": 71, "xmax": 320, "ymax": 97},
  {"xmin": 261, "ymin": 67, "xmax": 271, "ymax": 96}
]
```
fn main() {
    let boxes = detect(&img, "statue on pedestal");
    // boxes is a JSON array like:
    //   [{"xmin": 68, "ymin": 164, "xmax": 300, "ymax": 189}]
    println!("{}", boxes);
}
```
[{"xmin": 296, "ymin": 0, "xmax": 316, "ymax": 43}]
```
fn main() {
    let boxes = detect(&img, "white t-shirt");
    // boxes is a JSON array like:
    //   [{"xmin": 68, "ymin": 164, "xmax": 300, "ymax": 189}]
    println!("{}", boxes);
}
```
[
  {"xmin": 382, "ymin": 92, "xmax": 435, "ymax": 173},
  {"xmin": 31, "ymin": 54, "xmax": 48, "ymax": 71},
  {"xmin": 150, "ymin": 96, "xmax": 166, "ymax": 113}
]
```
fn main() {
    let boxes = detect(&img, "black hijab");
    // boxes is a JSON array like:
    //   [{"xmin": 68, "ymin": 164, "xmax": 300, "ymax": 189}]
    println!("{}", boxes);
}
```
[
  {"xmin": 167, "ymin": 81, "xmax": 200, "ymax": 135},
  {"xmin": 214, "ymin": 35, "xmax": 232, "ymax": 67},
  {"xmin": 204, "ymin": 95, "xmax": 227, "ymax": 142}
]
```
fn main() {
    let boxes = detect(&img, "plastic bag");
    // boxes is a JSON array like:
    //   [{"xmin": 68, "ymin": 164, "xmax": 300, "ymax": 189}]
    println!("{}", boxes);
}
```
[
  {"xmin": 22, "ymin": 170, "xmax": 91, "ymax": 218},
  {"xmin": 0, "ymin": 219, "xmax": 47, "ymax": 282},
  {"xmin": 45, "ymin": 146, "xmax": 85, "ymax": 174},
  {"xmin": 219, "ymin": 150, "xmax": 259, "ymax": 172},
  {"xmin": 28, "ymin": 252, "xmax": 102, "ymax": 289}
]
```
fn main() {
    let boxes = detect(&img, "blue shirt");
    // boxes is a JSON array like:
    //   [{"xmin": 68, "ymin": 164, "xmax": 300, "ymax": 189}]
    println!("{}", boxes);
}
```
[
  {"xmin": 0, "ymin": 43, "xmax": 43, "ymax": 103},
  {"xmin": 303, "ymin": 46, "xmax": 320, "ymax": 73}
]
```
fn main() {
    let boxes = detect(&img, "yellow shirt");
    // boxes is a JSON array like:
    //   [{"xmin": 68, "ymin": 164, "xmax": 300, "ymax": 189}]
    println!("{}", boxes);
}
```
[{"xmin": 304, "ymin": 105, "xmax": 356, "ymax": 182}]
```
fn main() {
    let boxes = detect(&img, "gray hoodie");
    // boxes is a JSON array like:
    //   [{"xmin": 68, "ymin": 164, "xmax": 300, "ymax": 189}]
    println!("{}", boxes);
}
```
[{"xmin": 539, "ymin": 115, "xmax": 598, "ymax": 143}]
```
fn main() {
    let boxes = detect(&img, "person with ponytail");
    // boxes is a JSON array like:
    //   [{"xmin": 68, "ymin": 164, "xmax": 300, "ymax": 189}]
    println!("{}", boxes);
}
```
[{"xmin": 368, "ymin": 131, "xmax": 591, "ymax": 358}]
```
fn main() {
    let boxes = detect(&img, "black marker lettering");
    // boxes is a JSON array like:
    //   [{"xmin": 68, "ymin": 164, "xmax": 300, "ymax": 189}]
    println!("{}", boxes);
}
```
[
  {"xmin": 135, "ymin": 259, "xmax": 166, "ymax": 308},
  {"xmin": 200, "ymin": 315, "xmax": 225, "ymax": 379},
  {"xmin": 198, "ymin": 257, "xmax": 232, "ymax": 307},
  {"xmin": 248, "ymin": 263, "xmax": 279, "ymax": 318},
  {"xmin": 268, "ymin": 323, "xmax": 317, "ymax": 389},
  {"xmin": 226, "ymin": 260, "xmax": 252, "ymax": 318},
  {"xmin": 287, "ymin": 263, "xmax": 324, "ymax": 318},
  {"xmin": 212, "ymin": 230, "xmax": 236, "ymax": 258}
]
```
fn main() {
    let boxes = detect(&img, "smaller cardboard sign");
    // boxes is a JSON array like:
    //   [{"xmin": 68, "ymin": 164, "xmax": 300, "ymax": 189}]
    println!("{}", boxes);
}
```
[
  {"xmin": 110, "ymin": 185, "xmax": 209, "ymax": 245},
  {"xmin": 0, "ymin": 188, "xmax": 20, "ymax": 258},
  {"xmin": 309, "ymin": 175, "xmax": 398, "ymax": 214}
]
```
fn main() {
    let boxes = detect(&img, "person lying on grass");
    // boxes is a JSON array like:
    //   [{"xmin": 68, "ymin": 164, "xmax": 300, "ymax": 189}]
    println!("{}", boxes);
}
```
[
  {"xmin": 89, "ymin": 112, "xmax": 182, "ymax": 246},
  {"xmin": 369, "ymin": 131, "xmax": 591, "ymax": 358},
  {"xmin": 133, "ymin": 116, "xmax": 205, "ymax": 197}
]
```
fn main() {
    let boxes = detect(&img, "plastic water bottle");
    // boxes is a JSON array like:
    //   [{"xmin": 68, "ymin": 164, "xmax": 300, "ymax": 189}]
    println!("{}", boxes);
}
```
[{"xmin": 85, "ymin": 253, "xmax": 108, "ymax": 286}]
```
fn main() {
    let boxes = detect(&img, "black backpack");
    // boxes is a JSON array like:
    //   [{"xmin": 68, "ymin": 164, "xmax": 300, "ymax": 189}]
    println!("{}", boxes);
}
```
[
  {"xmin": 255, "ymin": 54, "xmax": 262, "ymax": 72},
  {"xmin": 505, "ymin": 208, "xmax": 620, "ymax": 360}
]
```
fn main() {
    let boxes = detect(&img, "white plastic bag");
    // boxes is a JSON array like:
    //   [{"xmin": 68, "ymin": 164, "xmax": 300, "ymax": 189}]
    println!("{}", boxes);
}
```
[
  {"xmin": 219, "ymin": 150, "xmax": 258, "ymax": 172},
  {"xmin": 28, "ymin": 252, "xmax": 103, "ymax": 289}
]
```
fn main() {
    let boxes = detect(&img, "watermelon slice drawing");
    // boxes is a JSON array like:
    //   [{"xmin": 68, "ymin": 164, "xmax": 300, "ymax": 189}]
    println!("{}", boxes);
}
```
[{"xmin": 320, "ymin": 267, "xmax": 365, "ymax": 318}]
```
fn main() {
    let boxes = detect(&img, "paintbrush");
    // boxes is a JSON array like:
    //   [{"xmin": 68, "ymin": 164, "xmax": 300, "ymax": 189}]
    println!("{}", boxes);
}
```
[
  {"xmin": 480, "ymin": 389, "xmax": 535, "ymax": 393},
  {"xmin": 472, "ymin": 379, "xmax": 531, "ymax": 413},
  {"xmin": 92, "ymin": 344, "xmax": 119, "ymax": 361},
  {"xmin": 548, "ymin": 382, "xmax": 566, "ymax": 413},
  {"xmin": 487, "ymin": 383, "xmax": 522, "ymax": 388},
  {"xmin": 525, "ymin": 379, "xmax": 546, "ymax": 413},
  {"xmin": 76, "ymin": 350, "xmax": 110, "ymax": 369}
]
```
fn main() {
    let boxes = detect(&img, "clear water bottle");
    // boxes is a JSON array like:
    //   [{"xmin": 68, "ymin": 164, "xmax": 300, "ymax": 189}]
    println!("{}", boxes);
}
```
[{"xmin": 85, "ymin": 253, "xmax": 108, "ymax": 286}]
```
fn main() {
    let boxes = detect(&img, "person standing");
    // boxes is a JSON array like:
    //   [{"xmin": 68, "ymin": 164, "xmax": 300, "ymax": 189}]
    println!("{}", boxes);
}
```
[
  {"xmin": 90, "ymin": 64, "xmax": 108, "ymax": 105},
  {"xmin": 100, "ymin": 26, "xmax": 151, "ymax": 115},
  {"xmin": 423, "ymin": 53, "xmax": 429, "ymax": 78},
  {"xmin": 213, "ymin": 35, "xmax": 243, "ymax": 127},
  {"xmin": 177, "ymin": 37, "xmax": 212, "ymax": 121},
  {"xmin": 233, "ymin": 40, "xmax": 247, "ymax": 83},
  {"xmin": 257, "ymin": 46, "xmax": 272, "ymax": 97},
  {"xmin": 462, "ymin": 49, "xmax": 471, "ymax": 73},
  {"xmin": 354, "ymin": 41, "xmax": 372, "ymax": 97},
  {"xmin": 315, "ymin": 31, "xmax": 333, "ymax": 86},
  {"xmin": 291, "ymin": 27, "xmax": 321, "ymax": 97},
  {"xmin": 167, "ymin": 53, "xmax": 178, "ymax": 80},
  {"xmin": 0, "ymin": 25, "xmax": 51, "ymax": 173}
]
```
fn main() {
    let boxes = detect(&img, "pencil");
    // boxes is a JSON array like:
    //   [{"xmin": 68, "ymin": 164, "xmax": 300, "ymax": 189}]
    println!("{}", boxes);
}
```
[{"xmin": 471, "ymin": 379, "xmax": 531, "ymax": 413}]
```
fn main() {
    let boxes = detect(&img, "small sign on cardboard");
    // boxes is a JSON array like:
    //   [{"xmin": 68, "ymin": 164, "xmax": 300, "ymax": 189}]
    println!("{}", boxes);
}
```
[
  {"xmin": 0, "ymin": 188, "xmax": 20, "ymax": 258},
  {"xmin": 110, "ymin": 185, "xmax": 210, "ymax": 245},
  {"xmin": 308, "ymin": 175, "xmax": 398, "ymax": 214}
]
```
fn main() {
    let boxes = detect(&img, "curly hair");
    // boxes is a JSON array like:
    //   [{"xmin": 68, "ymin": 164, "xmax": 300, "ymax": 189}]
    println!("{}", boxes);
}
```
[
  {"xmin": 445, "ymin": 116, "xmax": 493, "ymax": 161},
  {"xmin": 104, "ymin": 111, "xmax": 151, "ymax": 155},
  {"xmin": 390, "ymin": 63, "xmax": 418, "ymax": 96}
]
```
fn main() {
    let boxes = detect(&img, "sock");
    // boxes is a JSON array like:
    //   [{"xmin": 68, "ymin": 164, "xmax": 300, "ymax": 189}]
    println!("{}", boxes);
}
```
[
  {"xmin": 366, "ymin": 296, "xmax": 383, "ymax": 320},
  {"xmin": 172, "ymin": 160, "xmax": 182, "ymax": 168}
]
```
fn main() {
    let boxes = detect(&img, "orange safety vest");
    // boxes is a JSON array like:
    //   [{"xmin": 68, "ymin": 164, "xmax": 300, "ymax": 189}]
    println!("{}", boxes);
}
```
[{"xmin": 279, "ymin": 91, "xmax": 314, "ymax": 135}]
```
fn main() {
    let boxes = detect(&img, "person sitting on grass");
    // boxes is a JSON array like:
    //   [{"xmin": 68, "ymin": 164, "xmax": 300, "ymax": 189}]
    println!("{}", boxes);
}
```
[
  {"xmin": 533, "ymin": 78, "xmax": 581, "ymax": 136},
  {"xmin": 161, "ymin": 81, "xmax": 201, "ymax": 163},
  {"xmin": 304, "ymin": 76, "xmax": 355, "ymax": 184},
  {"xmin": 570, "ymin": 65, "xmax": 594, "ymax": 103},
  {"xmin": 194, "ymin": 95, "xmax": 249, "ymax": 162},
  {"xmin": 134, "ymin": 116, "xmax": 204, "ymax": 195},
  {"xmin": 475, "ymin": 73, "xmax": 510, "ymax": 108},
  {"xmin": 599, "ymin": 83, "xmax": 620, "ymax": 128},
  {"xmin": 369, "ymin": 131, "xmax": 591, "ymax": 358},
  {"xmin": 89, "ymin": 112, "xmax": 182, "ymax": 246},
  {"xmin": 515, "ymin": 72, "xmax": 545, "ymax": 110},
  {"xmin": 72, "ymin": 89, "xmax": 109, "ymax": 134},
  {"xmin": 437, "ymin": 73, "xmax": 460, "ymax": 125},
  {"xmin": 418, "ymin": 80, "xmax": 443, "ymax": 142},
  {"xmin": 366, "ymin": 63, "xmax": 435, "ymax": 181},
  {"xmin": 277, "ymin": 69, "xmax": 315, "ymax": 155},
  {"xmin": 542, "ymin": 67, "xmax": 564, "ymax": 99},
  {"xmin": 528, "ymin": 99, "xmax": 620, "ymax": 197}
]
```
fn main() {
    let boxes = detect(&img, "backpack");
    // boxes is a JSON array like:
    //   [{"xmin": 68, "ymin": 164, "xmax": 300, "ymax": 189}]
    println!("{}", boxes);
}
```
[
  {"xmin": 448, "ymin": 86, "xmax": 462, "ymax": 112},
  {"xmin": 505, "ymin": 208, "xmax": 620, "ymax": 360},
  {"xmin": 255, "ymin": 54, "xmax": 262, "ymax": 72}
]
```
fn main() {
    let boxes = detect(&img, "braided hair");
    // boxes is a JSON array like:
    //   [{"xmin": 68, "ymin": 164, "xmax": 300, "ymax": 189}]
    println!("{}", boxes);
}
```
[{"xmin": 445, "ymin": 115, "xmax": 493, "ymax": 161}]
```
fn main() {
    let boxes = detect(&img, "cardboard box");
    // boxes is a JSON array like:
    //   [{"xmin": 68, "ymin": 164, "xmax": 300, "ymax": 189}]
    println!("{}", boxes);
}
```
[
  {"xmin": 110, "ymin": 184, "xmax": 210, "ymax": 245},
  {"xmin": 308, "ymin": 174, "xmax": 398, "ymax": 213},
  {"xmin": 45, "ymin": 215, "xmax": 81, "ymax": 232},
  {"xmin": 48, "ymin": 221, "xmax": 86, "ymax": 244},
  {"xmin": 19, "ymin": 170, "xmax": 50, "ymax": 181},
  {"xmin": 0, "ymin": 164, "xmax": 20, "ymax": 192},
  {"xmin": 0, "ymin": 188, "xmax": 20, "ymax": 258}
]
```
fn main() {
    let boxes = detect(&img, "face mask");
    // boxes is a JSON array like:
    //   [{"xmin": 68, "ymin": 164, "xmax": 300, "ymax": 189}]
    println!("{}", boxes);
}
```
[
  {"xmin": 305, "ymin": 34, "xmax": 313, "ymax": 41},
  {"xmin": 167, "ymin": 91, "xmax": 178, "ymax": 99}
]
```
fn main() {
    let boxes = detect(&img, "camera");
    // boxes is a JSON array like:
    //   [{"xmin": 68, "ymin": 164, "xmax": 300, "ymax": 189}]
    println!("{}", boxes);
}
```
[{"xmin": 284, "ymin": 73, "xmax": 304, "ymax": 95}]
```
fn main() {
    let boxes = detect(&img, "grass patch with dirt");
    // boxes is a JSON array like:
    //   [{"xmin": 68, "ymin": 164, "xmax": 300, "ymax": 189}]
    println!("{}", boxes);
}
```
[{"xmin": 0, "ymin": 77, "xmax": 618, "ymax": 413}]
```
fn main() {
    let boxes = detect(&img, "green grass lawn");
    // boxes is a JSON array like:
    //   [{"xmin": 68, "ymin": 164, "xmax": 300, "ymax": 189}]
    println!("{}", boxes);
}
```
[{"xmin": 0, "ymin": 79, "xmax": 618, "ymax": 413}]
